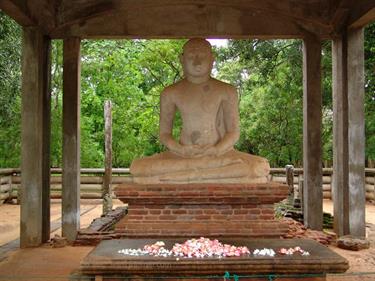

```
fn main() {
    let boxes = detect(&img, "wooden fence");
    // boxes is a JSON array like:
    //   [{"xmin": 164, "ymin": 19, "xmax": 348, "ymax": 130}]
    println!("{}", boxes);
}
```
[
  {"xmin": 1, "ymin": 167, "xmax": 374, "ymax": 205},
  {"xmin": 0, "ymin": 168, "xmax": 131, "ymax": 204},
  {"xmin": 269, "ymin": 167, "xmax": 375, "ymax": 202}
]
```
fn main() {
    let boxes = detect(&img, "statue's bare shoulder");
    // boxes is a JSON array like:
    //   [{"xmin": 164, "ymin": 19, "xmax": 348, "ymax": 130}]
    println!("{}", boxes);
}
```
[
  {"xmin": 160, "ymin": 80, "xmax": 186, "ymax": 101},
  {"xmin": 210, "ymin": 78, "xmax": 238, "ymax": 100}
]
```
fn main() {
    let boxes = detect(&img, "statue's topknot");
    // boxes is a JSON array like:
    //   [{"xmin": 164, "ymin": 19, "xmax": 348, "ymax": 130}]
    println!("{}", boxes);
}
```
[{"xmin": 182, "ymin": 38, "xmax": 212, "ymax": 54}]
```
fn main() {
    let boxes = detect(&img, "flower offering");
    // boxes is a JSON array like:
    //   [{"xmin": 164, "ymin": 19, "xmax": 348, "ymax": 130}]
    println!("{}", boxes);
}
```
[
  {"xmin": 171, "ymin": 237, "xmax": 250, "ymax": 258},
  {"xmin": 278, "ymin": 246, "xmax": 310, "ymax": 256},
  {"xmin": 117, "ymin": 237, "xmax": 310, "ymax": 259},
  {"xmin": 118, "ymin": 237, "xmax": 250, "ymax": 258}
]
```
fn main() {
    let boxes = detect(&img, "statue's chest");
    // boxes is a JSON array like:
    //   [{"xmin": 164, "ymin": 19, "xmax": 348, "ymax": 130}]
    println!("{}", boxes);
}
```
[{"xmin": 176, "ymin": 89, "xmax": 222, "ymax": 116}]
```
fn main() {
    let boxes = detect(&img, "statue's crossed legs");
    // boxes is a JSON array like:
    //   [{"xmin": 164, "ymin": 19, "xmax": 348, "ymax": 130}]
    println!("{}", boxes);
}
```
[{"xmin": 130, "ymin": 150, "xmax": 270, "ymax": 184}]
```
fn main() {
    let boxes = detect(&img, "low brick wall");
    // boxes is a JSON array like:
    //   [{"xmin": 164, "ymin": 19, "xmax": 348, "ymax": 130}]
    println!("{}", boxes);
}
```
[
  {"xmin": 124, "ymin": 204, "xmax": 276, "ymax": 221},
  {"xmin": 115, "ymin": 182, "xmax": 289, "ymax": 238}
]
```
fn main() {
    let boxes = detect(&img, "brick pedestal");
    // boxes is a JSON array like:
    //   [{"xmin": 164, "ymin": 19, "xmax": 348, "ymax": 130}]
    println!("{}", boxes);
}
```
[{"xmin": 115, "ymin": 182, "xmax": 289, "ymax": 238}]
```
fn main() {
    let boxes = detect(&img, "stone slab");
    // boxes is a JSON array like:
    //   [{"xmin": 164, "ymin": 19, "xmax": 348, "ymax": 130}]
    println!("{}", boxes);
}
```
[{"xmin": 80, "ymin": 238, "xmax": 348, "ymax": 277}]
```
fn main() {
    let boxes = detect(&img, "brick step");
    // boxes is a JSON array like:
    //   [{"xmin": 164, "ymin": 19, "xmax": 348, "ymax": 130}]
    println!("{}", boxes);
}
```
[
  {"xmin": 115, "ymin": 220, "xmax": 289, "ymax": 238},
  {"xmin": 115, "ymin": 182, "xmax": 288, "ymax": 205},
  {"xmin": 125, "ymin": 204, "xmax": 275, "ymax": 221}
]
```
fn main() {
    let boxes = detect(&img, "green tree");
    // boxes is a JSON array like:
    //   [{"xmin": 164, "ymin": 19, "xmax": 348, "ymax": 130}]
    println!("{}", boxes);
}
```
[
  {"xmin": 215, "ymin": 39, "xmax": 337, "ymax": 167},
  {"xmin": 0, "ymin": 11, "xmax": 21, "ymax": 167},
  {"xmin": 216, "ymin": 40, "xmax": 305, "ymax": 167},
  {"xmin": 50, "ymin": 40, "xmax": 63, "ymax": 167},
  {"xmin": 365, "ymin": 23, "xmax": 375, "ymax": 165},
  {"xmin": 79, "ymin": 39, "xmax": 185, "ymax": 167},
  {"xmin": 1, "ymin": 13, "xmax": 374, "ymax": 169}
]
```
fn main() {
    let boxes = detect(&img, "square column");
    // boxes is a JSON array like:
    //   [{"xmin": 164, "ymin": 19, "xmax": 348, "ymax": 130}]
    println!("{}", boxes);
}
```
[
  {"xmin": 20, "ymin": 27, "xmax": 51, "ymax": 247},
  {"xmin": 332, "ymin": 33, "xmax": 350, "ymax": 237},
  {"xmin": 347, "ymin": 28, "xmax": 366, "ymax": 237},
  {"xmin": 62, "ymin": 37, "xmax": 81, "ymax": 241},
  {"xmin": 332, "ymin": 27, "xmax": 366, "ymax": 237},
  {"xmin": 302, "ymin": 33, "xmax": 323, "ymax": 230}
]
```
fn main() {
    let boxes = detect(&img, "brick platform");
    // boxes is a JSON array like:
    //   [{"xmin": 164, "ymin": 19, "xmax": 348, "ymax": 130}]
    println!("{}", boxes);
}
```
[{"xmin": 115, "ymin": 182, "xmax": 289, "ymax": 238}]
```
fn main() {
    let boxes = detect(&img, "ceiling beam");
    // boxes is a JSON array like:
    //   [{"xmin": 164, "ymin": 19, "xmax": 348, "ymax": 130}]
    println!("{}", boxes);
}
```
[
  {"xmin": 52, "ymin": 0, "xmax": 333, "ymax": 39},
  {"xmin": 29, "ymin": 0, "xmax": 57, "ymax": 32},
  {"xmin": 0, "ymin": 0, "xmax": 35, "ymax": 26},
  {"xmin": 349, "ymin": 4, "xmax": 375, "ymax": 29},
  {"xmin": 57, "ymin": 0, "xmax": 331, "ymax": 29},
  {"xmin": 0, "ymin": 0, "xmax": 56, "ymax": 32},
  {"xmin": 57, "ymin": 0, "xmax": 115, "ymax": 27},
  {"xmin": 331, "ymin": 0, "xmax": 375, "ymax": 33}
]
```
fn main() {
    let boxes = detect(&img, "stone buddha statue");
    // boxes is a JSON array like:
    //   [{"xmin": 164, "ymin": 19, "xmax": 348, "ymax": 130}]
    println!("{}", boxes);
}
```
[{"xmin": 130, "ymin": 38, "xmax": 270, "ymax": 184}]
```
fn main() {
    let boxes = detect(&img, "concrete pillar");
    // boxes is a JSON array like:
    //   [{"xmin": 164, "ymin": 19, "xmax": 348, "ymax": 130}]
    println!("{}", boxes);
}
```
[
  {"xmin": 20, "ymin": 27, "xmax": 51, "ymax": 247},
  {"xmin": 332, "ymin": 33, "xmax": 350, "ymax": 237},
  {"xmin": 302, "ymin": 33, "xmax": 323, "ymax": 231},
  {"xmin": 62, "ymin": 37, "xmax": 81, "ymax": 241},
  {"xmin": 347, "ymin": 28, "xmax": 366, "ymax": 237}
]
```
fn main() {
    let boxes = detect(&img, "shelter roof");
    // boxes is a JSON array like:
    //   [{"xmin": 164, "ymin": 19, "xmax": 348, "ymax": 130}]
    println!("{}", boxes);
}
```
[{"xmin": 1, "ymin": 0, "xmax": 375, "ymax": 39}]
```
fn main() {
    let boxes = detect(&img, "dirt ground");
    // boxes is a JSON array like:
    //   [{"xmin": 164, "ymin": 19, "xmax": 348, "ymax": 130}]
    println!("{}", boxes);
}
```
[
  {"xmin": 0, "ymin": 199, "xmax": 374, "ymax": 280},
  {"xmin": 324, "ymin": 200, "xmax": 375, "ymax": 280},
  {"xmin": 0, "ymin": 199, "xmax": 124, "ymax": 246}
]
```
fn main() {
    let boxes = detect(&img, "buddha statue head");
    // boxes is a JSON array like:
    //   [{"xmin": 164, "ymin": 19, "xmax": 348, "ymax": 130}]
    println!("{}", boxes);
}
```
[{"xmin": 180, "ymin": 38, "xmax": 215, "ymax": 84}]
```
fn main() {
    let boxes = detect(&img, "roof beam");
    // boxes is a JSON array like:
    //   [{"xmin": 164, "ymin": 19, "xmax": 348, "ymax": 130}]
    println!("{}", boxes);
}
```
[
  {"xmin": 0, "ymin": 0, "xmax": 35, "ymax": 26},
  {"xmin": 349, "ymin": 4, "xmax": 375, "ymax": 29},
  {"xmin": 52, "ymin": 0, "xmax": 333, "ymax": 39},
  {"xmin": 331, "ymin": 0, "xmax": 375, "ymax": 33},
  {"xmin": 57, "ymin": 0, "xmax": 115, "ymax": 27},
  {"xmin": 56, "ymin": 0, "xmax": 331, "ymax": 29},
  {"xmin": 28, "ymin": 0, "xmax": 56, "ymax": 32},
  {"xmin": 0, "ymin": 0, "xmax": 56, "ymax": 32}
]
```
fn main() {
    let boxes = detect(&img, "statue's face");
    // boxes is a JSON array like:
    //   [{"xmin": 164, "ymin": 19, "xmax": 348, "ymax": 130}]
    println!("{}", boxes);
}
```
[{"xmin": 181, "ymin": 45, "xmax": 214, "ymax": 78}]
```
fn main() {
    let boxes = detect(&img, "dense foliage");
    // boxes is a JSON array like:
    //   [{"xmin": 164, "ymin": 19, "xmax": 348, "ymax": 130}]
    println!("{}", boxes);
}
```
[
  {"xmin": 0, "ymin": 10, "xmax": 374, "ymax": 168},
  {"xmin": 365, "ymin": 25, "xmax": 375, "ymax": 167},
  {"xmin": 0, "ymin": 11, "xmax": 21, "ymax": 167}
]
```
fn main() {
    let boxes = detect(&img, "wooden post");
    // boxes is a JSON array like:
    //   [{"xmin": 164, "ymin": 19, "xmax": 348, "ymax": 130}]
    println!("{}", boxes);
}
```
[
  {"xmin": 298, "ymin": 174, "xmax": 304, "ymax": 210},
  {"xmin": 302, "ymin": 33, "xmax": 323, "ymax": 230},
  {"xmin": 20, "ymin": 27, "xmax": 51, "ymax": 247},
  {"xmin": 16, "ymin": 172, "xmax": 21, "ymax": 204},
  {"xmin": 332, "ymin": 33, "xmax": 350, "ymax": 237},
  {"xmin": 103, "ymin": 100, "xmax": 113, "ymax": 215},
  {"xmin": 62, "ymin": 37, "xmax": 81, "ymax": 242},
  {"xmin": 347, "ymin": 27, "xmax": 366, "ymax": 237},
  {"xmin": 285, "ymin": 165, "xmax": 294, "ymax": 203}
]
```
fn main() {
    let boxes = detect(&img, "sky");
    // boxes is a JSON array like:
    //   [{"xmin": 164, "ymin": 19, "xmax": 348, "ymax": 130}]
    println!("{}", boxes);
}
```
[{"xmin": 207, "ymin": 39, "xmax": 228, "ymax": 48}]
